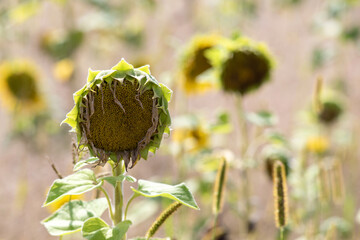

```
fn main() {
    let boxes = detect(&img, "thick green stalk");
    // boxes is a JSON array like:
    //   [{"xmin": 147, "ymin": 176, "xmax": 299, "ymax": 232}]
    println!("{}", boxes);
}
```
[{"xmin": 113, "ymin": 162, "xmax": 125, "ymax": 226}]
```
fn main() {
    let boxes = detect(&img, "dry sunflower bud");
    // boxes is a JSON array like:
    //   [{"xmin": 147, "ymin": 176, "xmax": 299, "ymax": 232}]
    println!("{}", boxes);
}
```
[{"xmin": 62, "ymin": 59, "xmax": 172, "ymax": 170}]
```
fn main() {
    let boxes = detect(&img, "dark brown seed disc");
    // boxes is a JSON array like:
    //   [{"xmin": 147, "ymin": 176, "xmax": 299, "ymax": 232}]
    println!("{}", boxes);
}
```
[
  {"xmin": 6, "ymin": 72, "xmax": 37, "ymax": 100},
  {"xmin": 86, "ymin": 80, "xmax": 155, "ymax": 152},
  {"xmin": 318, "ymin": 102, "xmax": 342, "ymax": 124},
  {"xmin": 221, "ymin": 50, "xmax": 270, "ymax": 94},
  {"xmin": 186, "ymin": 46, "xmax": 212, "ymax": 80}
]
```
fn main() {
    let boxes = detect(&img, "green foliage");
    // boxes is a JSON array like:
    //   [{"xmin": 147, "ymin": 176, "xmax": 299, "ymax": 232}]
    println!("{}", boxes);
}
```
[
  {"xmin": 131, "ymin": 180, "xmax": 199, "ymax": 210},
  {"xmin": 82, "ymin": 218, "xmax": 131, "ymax": 240},
  {"xmin": 42, "ymin": 198, "xmax": 108, "ymax": 236},
  {"xmin": 210, "ymin": 111, "xmax": 233, "ymax": 133},
  {"xmin": 247, "ymin": 110, "xmax": 278, "ymax": 127},
  {"xmin": 43, "ymin": 169, "xmax": 102, "ymax": 206}
]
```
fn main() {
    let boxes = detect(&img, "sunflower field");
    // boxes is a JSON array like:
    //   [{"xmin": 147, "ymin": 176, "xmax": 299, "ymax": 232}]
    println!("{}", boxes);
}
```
[{"xmin": 0, "ymin": 1, "xmax": 360, "ymax": 240}]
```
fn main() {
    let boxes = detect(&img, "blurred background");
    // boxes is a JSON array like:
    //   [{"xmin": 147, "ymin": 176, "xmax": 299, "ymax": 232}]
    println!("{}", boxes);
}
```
[{"xmin": 0, "ymin": 0, "xmax": 360, "ymax": 239}]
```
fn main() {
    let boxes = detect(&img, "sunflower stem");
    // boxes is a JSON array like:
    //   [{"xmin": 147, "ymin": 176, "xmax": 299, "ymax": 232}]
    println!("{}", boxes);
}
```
[
  {"xmin": 235, "ymin": 95, "xmax": 251, "ymax": 236},
  {"xmin": 113, "ymin": 161, "xmax": 125, "ymax": 239}
]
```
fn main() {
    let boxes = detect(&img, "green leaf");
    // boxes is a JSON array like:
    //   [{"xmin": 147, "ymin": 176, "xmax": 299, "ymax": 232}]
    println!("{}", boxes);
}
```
[
  {"xmin": 246, "ymin": 110, "xmax": 278, "ymax": 127},
  {"xmin": 43, "ymin": 169, "xmax": 102, "ymax": 206},
  {"xmin": 126, "ymin": 199, "xmax": 158, "ymax": 226},
  {"xmin": 100, "ymin": 175, "xmax": 136, "ymax": 188},
  {"xmin": 82, "ymin": 217, "xmax": 131, "ymax": 240},
  {"xmin": 73, "ymin": 157, "xmax": 100, "ymax": 171},
  {"xmin": 131, "ymin": 180, "xmax": 199, "ymax": 210},
  {"xmin": 210, "ymin": 112, "xmax": 233, "ymax": 133},
  {"xmin": 41, "ymin": 198, "xmax": 108, "ymax": 236}
]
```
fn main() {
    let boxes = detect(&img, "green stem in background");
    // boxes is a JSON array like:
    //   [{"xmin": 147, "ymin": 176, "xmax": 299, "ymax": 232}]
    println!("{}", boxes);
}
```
[
  {"xmin": 211, "ymin": 214, "xmax": 219, "ymax": 240},
  {"xmin": 99, "ymin": 186, "xmax": 115, "ymax": 222},
  {"xmin": 112, "ymin": 161, "xmax": 125, "ymax": 226},
  {"xmin": 235, "ymin": 95, "xmax": 251, "ymax": 235},
  {"xmin": 124, "ymin": 193, "xmax": 139, "ymax": 220}
]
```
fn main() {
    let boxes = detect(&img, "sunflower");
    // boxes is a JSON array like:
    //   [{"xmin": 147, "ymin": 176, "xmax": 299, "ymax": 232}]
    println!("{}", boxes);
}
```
[
  {"xmin": 172, "ymin": 114, "xmax": 210, "ymax": 153},
  {"xmin": 208, "ymin": 36, "xmax": 275, "ymax": 95},
  {"xmin": 261, "ymin": 144, "xmax": 291, "ymax": 180},
  {"xmin": 172, "ymin": 126, "xmax": 210, "ymax": 152},
  {"xmin": 53, "ymin": 58, "xmax": 74, "ymax": 83},
  {"xmin": 62, "ymin": 59, "xmax": 172, "ymax": 170},
  {"xmin": 306, "ymin": 135, "xmax": 329, "ymax": 155},
  {"xmin": 0, "ymin": 59, "xmax": 45, "ymax": 113},
  {"xmin": 40, "ymin": 29, "xmax": 83, "ymax": 60},
  {"xmin": 316, "ymin": 89, "xmax": 344, "ymax": 125},
  {"xmin": 180, "ymin": 34, "xmax": 224, "ymax": 94}
]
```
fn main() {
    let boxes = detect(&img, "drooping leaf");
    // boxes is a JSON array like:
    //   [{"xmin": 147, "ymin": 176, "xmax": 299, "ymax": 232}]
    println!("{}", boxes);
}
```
[
  {"xmin": 41, "ymin": 198, "xmax": 108, "ymax": 236},
  {"xmin": 82, "ymin": 217, "xmax": 131, "ymax": 240},
  {"xmin": 131, "ymin": 180, "xmax": 199, "ymax": 210},
  {"xmin": 44, "ymin": 169, "xmax": 102, "ymax": 206}
]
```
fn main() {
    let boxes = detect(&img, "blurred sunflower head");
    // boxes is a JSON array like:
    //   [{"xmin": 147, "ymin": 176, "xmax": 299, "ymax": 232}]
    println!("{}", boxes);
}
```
[
  {"xmin": 53, "ymin": 58, "xmax": 74, "ymax": 83},
  {"xmin": 208, "ymin": 36, "xmax": 275, "ymax": 95},
  {"xmin": 316, "ymin": 89, "xmax": 344, "ymax": 125},
  {"xmin": 306, "ymin": 135, "xmax": 329, "ymax": 155},
  {"xmin": 0, "ymin": 59, "xmax": 45, "ymax": 113},
  {"xmin": 172, "ymin": 114, "xmax": 210, "ymax": 153},
  {"xmin": 180, "ymin": 34, "xmax": 224, "ymax": 94},
  {"xmin": 40, "ymin": 29, "xmax": 83, "ymax": 60},
  {"xmin": 62, "ymin": 59, "xmax": 172, "ymax": 170},
  {"xmin": 261, "ymin": 144, "xmax": 291, "ymax": 180}
]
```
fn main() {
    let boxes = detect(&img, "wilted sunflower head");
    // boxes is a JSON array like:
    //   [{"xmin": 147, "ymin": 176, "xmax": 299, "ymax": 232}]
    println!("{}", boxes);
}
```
[
  {"xmin": 208, "ymin": 37, "xmax": 275, "ymax": 95},
  {"xmin": 62, "ymin": 59, "xmax": 172, "ymax": 170},
  {"xmin": 0, "ymin": 59, "xmax": 45, "ymax": 113},
  {"xmin": 180, "ymin": 34, "xmax": 224, "ymax": 94}
]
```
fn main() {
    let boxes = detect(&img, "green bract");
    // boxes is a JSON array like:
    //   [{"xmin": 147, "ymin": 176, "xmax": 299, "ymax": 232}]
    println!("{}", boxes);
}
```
[
  {"xmin": 62, "ymin": 59, "xmax": 172, "ymax": 170},
  {"xmin": 207, "ymin": 36, "xmax": 275, "ymax": 95}
]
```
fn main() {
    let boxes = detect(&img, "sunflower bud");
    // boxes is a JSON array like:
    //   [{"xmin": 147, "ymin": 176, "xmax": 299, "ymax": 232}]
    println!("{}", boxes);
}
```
[{"xmin": 62, "ymin": 59, "xmax": 172, "ymax": 170}]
